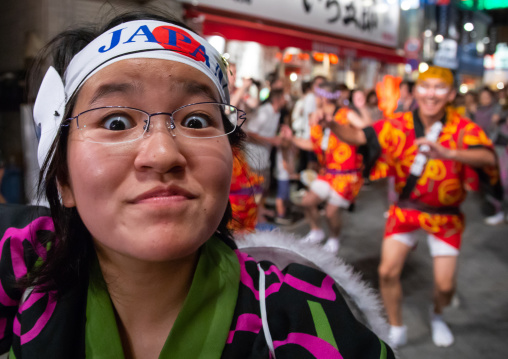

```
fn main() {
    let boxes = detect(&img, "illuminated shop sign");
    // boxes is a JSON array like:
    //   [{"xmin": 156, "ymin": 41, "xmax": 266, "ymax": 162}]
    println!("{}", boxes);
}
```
[
  {"xmin": 434, "ymin": 39, "xmax": 459, "ymax": 69},
  {"xmin": 496, "ymin": 44, "xmax": 508, "ymax": 67},
  {"xmin": 484, "ymin": 44, "xmax": 508, "ymax": 70},
  {"xmin": 457, "ymin": 0, "xmax": 508, "ymax": 10},
  {"xmin": 180, "ymin": 0, "xmax": 400, "ymax": 47}
]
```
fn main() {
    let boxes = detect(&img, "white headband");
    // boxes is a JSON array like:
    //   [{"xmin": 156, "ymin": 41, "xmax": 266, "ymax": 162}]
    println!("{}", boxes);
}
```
[{"xmin": 33, "ymin": 20, "xmax": 230, "ymax": 167}]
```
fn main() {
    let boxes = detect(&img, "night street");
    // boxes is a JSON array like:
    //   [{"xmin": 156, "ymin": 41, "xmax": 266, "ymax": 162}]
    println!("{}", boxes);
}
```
[{"xmin": 2, "ymin": 1, "xmax": 508, "ymax": 357}]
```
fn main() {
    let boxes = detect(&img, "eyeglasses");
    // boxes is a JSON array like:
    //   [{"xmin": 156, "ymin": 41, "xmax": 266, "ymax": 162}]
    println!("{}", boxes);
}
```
[
  {"xmin": 61, "ymin": 102, "xmax": 246, "ymax": 144},
  {"xmin": 415, "ymin": 85, "xmax": 450, "ymax": 96}
]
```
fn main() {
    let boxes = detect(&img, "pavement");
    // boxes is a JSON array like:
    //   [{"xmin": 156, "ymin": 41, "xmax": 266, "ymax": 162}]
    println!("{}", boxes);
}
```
[{"xmin": 271, "ymin": 179, "xmax": 508, "ymax": 359}]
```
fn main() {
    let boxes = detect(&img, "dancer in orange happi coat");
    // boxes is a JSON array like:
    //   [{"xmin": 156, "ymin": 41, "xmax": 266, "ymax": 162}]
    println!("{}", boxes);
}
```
[
  {"xmin": 229, "ymin": 149, "xmax": 264, "ymax": 233},
  {"xmin": 290, "ymin": 83, "xmax": 368, "ymax": 254},
  {"xmin": 328, "ymin": 66, "xmax": 502, "ymax": 348}
]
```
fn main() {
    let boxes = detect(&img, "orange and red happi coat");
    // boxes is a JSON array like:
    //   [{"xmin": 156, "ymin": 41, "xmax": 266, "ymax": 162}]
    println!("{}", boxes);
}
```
[
  {"xmin": 229, "ymin": 149, "xmax": 264, "ymax": 232},
  {"xmin": 364, "ymin": 109, "xmax": 501, "ymax": 208},
  {"xmin": 361, "ymin": 109, "xmax": 503, "ymax": 248},
  {"xmin": 310, "ymin": 108, "xmax": 363, "ymax": 201}
]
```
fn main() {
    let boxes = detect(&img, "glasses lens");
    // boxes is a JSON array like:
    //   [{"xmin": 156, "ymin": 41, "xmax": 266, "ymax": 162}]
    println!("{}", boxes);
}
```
[
  {"xmin": 76, "ymin": 107, "xmax": 147, "ymax": 143},
  {"xmin": 172, "ymin": 103, "xmax": 238, "ymax": 138}
]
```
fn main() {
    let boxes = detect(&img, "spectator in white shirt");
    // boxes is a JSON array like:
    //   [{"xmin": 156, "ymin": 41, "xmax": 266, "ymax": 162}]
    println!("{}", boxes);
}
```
[{"xmin": 244, "ymin": 89, "xmax": 287, "ymax": 221}]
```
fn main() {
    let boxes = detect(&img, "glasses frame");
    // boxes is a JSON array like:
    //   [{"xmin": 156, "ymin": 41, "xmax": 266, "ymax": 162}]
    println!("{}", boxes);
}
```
[
  {"xmin": 61, "ymin": 101, "xmax": 246, "ymax": 142},
  {"xmin": 415, "ymin": 84, "xmax": 451, "ymax": 97}
]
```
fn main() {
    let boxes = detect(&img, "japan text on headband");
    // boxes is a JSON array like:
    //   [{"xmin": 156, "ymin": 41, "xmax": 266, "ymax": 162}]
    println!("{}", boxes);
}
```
[{"xmin": 33, "ymin": 20, "xmax": 230, "ymax": 167}]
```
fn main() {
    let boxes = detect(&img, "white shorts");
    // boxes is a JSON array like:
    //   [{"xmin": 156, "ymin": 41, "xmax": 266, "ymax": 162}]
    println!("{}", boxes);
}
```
[
  {"xmin": 388, "ymin": 231, "xmax": 459, "ymax": 257},
  {"xmin": 310, "ymin": 179, "xmax": 350, "ymax": 208}
]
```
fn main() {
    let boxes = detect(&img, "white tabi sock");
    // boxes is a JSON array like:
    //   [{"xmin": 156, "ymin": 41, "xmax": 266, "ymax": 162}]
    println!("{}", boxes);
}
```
[
  {"xmin": 323, "ymin": 237, "xmax": 340, "ymax": 254},
  {"xmin": 388, "ymin": 325, "xmax": 407, "ymax": 348},
  {"xmin": 431, "ymin": 313, "xmax": 454, "ymax": 347},
  {"xmin": 303, "ymin": 229, "xmax": 325, "ymax": 244}
]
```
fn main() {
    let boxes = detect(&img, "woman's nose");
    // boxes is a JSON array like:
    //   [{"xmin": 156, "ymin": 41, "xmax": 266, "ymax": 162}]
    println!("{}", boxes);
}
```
[{"xmin": 133, "ymin": 115, "xmax": 187, "ymax": 174}]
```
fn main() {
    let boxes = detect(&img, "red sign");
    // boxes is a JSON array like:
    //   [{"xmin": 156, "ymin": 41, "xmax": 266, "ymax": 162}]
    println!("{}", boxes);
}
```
[{"xmin": 404, "ymin": 38, "xmax": 421, "ymax": 59}]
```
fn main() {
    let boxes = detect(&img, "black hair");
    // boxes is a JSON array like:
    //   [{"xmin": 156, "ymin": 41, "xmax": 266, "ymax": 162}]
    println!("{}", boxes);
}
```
[
  {"xmin": 312, "ymin": 75, "xmax": 327, "ymax": 86},
  {"xmin": 335, "ymin": 83, "xmax": 350, "ymax": 92},
  {"xmin": 480, "ymin": 86, "xmax": 495, "ymax": 98},
  {"xmin": 25, "ymin": 9, "xmax": 245, "ymax": 294},
  {"xmin": 465, "ymin": 90, "xmax": 478, "ymax": 101},
  {"xmin": 266, "ymin": 72, "xmax": 280, "ymax": 87},
  {"xmin": 400, "ymin": 80, "xmax": 415, "ymax": 94},
  {"xmin": 301, "ymin": 81, "xmax": 312, "ymax": 94},
  {"xmin": 347, "ymin": 88, "xmax": 365, "ymax": 114},
  {"xmin": 269, "ymin": 88, "xmax": 284, "ymax": 103},
  {"xmin": 366, "ymin": 89, "xmax": 378, "ymax": 105}
]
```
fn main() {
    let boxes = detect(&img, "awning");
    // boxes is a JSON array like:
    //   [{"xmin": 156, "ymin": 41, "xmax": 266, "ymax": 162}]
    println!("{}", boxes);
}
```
[{"xmin": 185, "ymin": 7, "xmax": 406, "ymax": 64}]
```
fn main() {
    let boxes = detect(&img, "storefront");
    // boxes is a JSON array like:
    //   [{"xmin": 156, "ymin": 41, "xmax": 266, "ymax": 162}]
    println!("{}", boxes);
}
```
[
  {"xmin": 180, "ymin": 0, "xmax": 406, "ymax": 93},
  {"xmin": 483, "ymin": 43, "xmax": 508, "ymax": 90}
]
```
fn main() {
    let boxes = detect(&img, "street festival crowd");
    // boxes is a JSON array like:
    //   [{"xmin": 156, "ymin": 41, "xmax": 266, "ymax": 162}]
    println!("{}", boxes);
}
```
[
  {"xmin": 0, "ymin": 10, "xmax": 506, "ymax": 357},
  {"xmin": 229, "ymin": 64, "xmax": 508, "ymax": 349}
]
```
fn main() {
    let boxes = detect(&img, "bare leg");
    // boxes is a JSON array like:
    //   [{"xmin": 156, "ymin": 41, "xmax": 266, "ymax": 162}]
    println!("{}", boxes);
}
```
[
  {"xmin": 324, "ymin": 203, "xmax": 341, "ymax": 238},
  {"xmin": 378, "ymin": 238, "xmax": 412, "ymax": 326},
  {"xmin": 430, "ymin": 255, "xmax": 457, "ymax": 347},
  {"xmin": 300, "ymin": 191, "xmax": 323, "ymax": 231},
  {"xmin": 300, "ymin": 191, "xmax": 326, "ymax": 243},
  {"xmin": 432, "ymin": 256, "xmax": 457, "ymax": 314},
  {"xmin": 322, "ymin": 204, "xmax": 342, "ymax": 253}
]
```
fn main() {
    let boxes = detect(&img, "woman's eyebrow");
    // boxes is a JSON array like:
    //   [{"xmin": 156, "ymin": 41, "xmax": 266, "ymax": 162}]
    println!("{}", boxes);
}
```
[
  {"xmin": 88, "ymin": 80, "xmax": 219, "ymax": 106},
  {"xmin": 89, "ymin": 82, "xmax": 137, "ymax": 106},
  {"xmin": 181, "ymin": 81, "xmax": 219, "ymax": 102}
]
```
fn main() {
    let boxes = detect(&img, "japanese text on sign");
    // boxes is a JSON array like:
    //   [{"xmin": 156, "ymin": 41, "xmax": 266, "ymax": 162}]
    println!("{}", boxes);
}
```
[
  {"xmin": 179, "ymin": 0, "xmax": 399, "ymax": 47},
  {"xmin": 302, "ymin": 0, "xmax": 378, "ymax": 31}
]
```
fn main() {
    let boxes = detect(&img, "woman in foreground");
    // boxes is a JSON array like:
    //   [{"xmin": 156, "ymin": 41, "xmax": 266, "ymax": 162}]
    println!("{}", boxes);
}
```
[{"xmin": 0, "ymin": 10, "xmax": 395, "ymax": 358}]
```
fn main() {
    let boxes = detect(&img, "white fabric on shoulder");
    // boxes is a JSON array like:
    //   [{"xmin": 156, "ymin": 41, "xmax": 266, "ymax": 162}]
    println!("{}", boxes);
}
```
[
  {"xmin": 237, "ymin": 230, "xmax": 392, "ymax": 346},
  {"xmin": 33, "ymin": 67, "xmax": 66, "ymax": 167}
]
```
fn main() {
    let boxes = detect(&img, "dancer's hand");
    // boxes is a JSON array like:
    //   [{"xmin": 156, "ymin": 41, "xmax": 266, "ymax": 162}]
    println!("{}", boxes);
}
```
[
  {"xmin": 415, "ymin": 138, "xmax": 454, "ymax": 160},
  {"xmin": 241, "ymin": 78, "xmax": 253, "ymax": 90},
  {"xmin": 309, "ymin": 110, "xmax": 323, "ymax": 127},
  {"xmin": 317, "ymin": 110, "xmax": 334, "ymax": 127}
]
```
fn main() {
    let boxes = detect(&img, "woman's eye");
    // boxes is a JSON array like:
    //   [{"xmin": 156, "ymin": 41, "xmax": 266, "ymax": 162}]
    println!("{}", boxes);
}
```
[
  {"xmin": 103, "ymin": 115, "xmax": 133, "ymax": 131},
  {"xmin": 181, "ymin": 114, "xmax": 210, "ymax": 129}
]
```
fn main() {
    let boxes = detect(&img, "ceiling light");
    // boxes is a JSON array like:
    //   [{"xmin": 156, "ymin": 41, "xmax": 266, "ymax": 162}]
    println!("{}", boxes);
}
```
[
  {"xmin": 464, "ymin": 22, "xmax": 474, "ymax": 32},
  {"xmin": 419, "ymin": 62, "xmax": 429, "ymax": 73}
]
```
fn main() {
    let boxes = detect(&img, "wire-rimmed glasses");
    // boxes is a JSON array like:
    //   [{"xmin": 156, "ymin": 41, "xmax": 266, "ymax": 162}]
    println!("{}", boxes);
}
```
[{"xmin": 61, "ymin": 102, "xmax": 246, "ymax": 143}]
